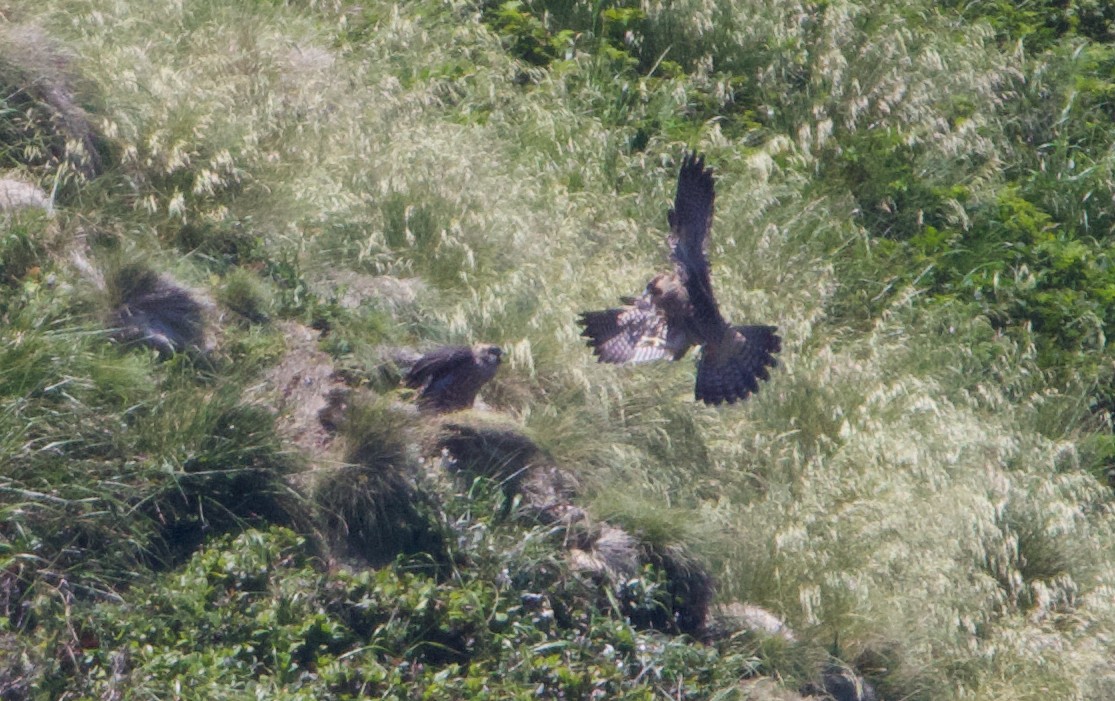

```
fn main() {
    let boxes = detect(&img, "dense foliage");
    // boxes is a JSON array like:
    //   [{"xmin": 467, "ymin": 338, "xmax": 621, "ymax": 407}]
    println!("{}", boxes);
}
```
[{"xmin": 4, "ymin": 0, "xmax": 1115, "ymax": 698}]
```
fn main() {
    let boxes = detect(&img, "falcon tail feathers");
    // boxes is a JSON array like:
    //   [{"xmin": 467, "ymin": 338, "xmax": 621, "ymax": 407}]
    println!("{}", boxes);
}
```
[
  {"xmin": 738, "ymin": 324, "xmax": 782, "ymax": 356},
  {"xmin": 694, "ymin": 325, "xmax": 781, "ymax": 405}
]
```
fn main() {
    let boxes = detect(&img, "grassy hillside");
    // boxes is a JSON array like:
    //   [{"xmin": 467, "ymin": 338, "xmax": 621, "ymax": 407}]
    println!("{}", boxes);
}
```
[{"xmin": 3, "ymin": 0, "xmax": 1115, "ymax": 698}]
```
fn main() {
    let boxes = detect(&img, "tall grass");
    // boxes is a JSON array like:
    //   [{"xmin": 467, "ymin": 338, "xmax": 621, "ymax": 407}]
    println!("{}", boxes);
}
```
[{"xmin": 4, "ymin": 0, "xmax": 1115, "ymax": 697}]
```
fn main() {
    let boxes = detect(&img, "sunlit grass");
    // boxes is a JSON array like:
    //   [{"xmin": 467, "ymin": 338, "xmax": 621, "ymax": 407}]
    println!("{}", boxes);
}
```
[{"xmin": 3, "ymin": 0, "xmax": 1115, "ymax": 697}]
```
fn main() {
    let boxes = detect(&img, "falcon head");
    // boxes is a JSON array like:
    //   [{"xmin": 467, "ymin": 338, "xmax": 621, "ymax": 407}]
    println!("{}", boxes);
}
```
[
  {"xmin": 645, "ymin": 273, "xmax": 670, "ymax": 300},
  {"xmin": 646, "ymin": 272, "xmax": 687, "ymax": 309},
  {"xmin": 475, "ymin": 344, "xmax": 503, "ymax": 369}
]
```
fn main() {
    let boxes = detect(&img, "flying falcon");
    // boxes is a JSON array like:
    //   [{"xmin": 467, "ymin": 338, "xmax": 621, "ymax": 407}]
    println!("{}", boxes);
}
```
[
  {"xmin": 403, "ymin": 344, "xmax": 503, "ymax": 412},
  {"xmin": 578, "ymin": 152, "xmax": 781, "ymax": 405}
]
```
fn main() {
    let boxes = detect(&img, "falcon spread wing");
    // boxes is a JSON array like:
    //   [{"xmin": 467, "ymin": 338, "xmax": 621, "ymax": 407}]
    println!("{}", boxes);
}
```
[
  {"xmin": 578, "ymin": 152, "xmax": 781, "ymax": 405},
  {"xmin": 404, "ymin": 344, "xmax": 502, "ymax": 412},
  {"xmin": 668, "ymin": 152, "xmax": 725, "ymax": 343},
  {"xmin": 577, "ymin": 290, "xmax": 690, "ymax": 364}
]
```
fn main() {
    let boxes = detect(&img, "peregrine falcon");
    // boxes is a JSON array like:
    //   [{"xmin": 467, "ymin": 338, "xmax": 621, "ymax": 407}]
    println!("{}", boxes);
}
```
[
  {"xmin": 578, "ymin": 153, "xmax": 781, "ymax": 405},
  {"xmin": 403, "ymin": 344, "xmax": 503, "ymax": 412}
]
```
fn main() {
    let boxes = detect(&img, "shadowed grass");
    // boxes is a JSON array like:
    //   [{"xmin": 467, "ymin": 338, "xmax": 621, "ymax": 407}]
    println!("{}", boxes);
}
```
[
  {"xmin": 131, "ymin": 389, "xmax": 310, "ymax": 568},
  {"xmin": 103, "ymin": 260, "xmax": 207, "ymax": 358},
  {"xmin": 314, "ymin": 395, "xmax": 450, "ymax": 570}
]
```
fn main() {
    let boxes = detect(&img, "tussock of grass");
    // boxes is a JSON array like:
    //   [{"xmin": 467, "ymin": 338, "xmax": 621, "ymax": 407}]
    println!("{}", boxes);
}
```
[
  {"xmin": 0, "ymin": 210, "xmax": 53, "ymax": 287},
  {"xmin": 104, "ymin": 261, "xmax": 207, "ymax": 358},
  {"xmin": 217, "ymin": 267, "xmax": 272, "ymax": 324},
  {"xmin": 438, "ymin": 417, "xmax": 548, "ymax": 484},
  {"xmin": 0, "ymin": 22, "xmax": 105, "ymax": 183},
  {"xmin": 126, "ymin": 388, "xmax": 309, "ymax": 567},
  {"xmin": 314, "ymin": 395, "xmax": 449, "ymax": 569}
]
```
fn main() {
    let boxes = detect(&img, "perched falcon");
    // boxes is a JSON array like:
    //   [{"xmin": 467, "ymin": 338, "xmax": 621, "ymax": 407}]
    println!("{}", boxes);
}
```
[
  {"xmin": 404, "ymin": 344, "xmax": 503, "ymax": 413},
  {"xmin": 578, "ymin": 152, "xmax": 781, "ymax": 405}
]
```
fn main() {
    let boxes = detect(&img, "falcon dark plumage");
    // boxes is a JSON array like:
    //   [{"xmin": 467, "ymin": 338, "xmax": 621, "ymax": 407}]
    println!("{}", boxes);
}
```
[
  {"xmin": 403, "ymin": 344, "xmax": 503, "ymax": 413},
  {"xmin": 578, "ymin": 152, "xmax": 781, "ymax": 405}
]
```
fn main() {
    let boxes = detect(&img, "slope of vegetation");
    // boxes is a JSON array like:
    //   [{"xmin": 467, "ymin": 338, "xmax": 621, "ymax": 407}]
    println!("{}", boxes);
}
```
[{"xmin": 3, "ymin": 0, "xmax": 1115, "ymax": 698}]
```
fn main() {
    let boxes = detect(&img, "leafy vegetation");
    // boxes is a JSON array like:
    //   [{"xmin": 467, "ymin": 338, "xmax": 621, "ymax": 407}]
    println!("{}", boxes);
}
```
[{"xmin": 4, "ymin": 0, "xmax": 1115, "ymax": 698}]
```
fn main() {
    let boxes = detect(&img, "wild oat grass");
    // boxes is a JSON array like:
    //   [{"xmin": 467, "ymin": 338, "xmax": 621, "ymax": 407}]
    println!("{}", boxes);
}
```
[{"xmin": 5, "ymin": 0, "xmax": 1115, "ymax": 697}]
